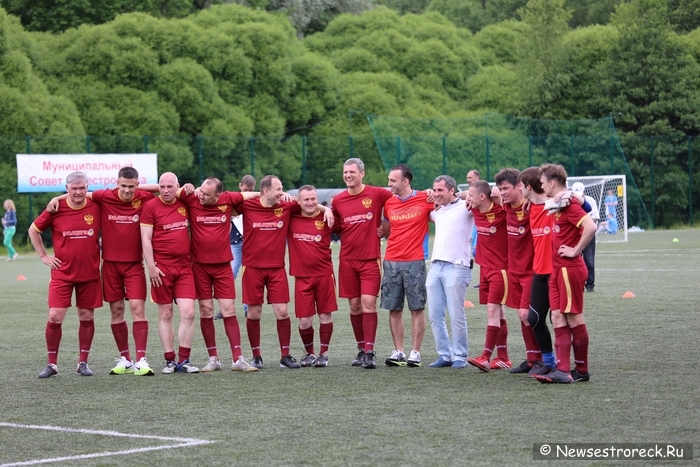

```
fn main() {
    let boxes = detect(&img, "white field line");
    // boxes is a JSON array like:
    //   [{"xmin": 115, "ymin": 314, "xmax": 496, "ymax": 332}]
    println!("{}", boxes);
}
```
[{"xmin": 0, "ymin": 423, "xmax": 215, "ymax": 467}]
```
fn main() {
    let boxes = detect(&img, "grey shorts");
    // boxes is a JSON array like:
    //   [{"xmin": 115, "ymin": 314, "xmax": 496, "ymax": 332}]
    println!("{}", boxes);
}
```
[{"xmin": 380, "ymin": 260, "xmax": 427, "ymax": 311}]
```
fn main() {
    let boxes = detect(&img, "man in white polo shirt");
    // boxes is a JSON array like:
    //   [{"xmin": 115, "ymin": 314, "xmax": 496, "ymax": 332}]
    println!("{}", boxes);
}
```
[{"xmin": 426, "ymin": 175, "xmax": 475, "ymax": 369}]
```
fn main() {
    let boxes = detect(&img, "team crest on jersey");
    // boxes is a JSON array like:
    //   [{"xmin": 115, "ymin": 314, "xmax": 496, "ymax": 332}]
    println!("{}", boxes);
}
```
[
  {"xmin": 485, "ymin": 212, "xmax": 496, "ymax": 223},
  {"xmin": 315, "ymin": 220, "xmax": 325, "ymax": 230},
  {"xmin": 131, "ymin": 199, "xmax": 141, "ymax": 210},
  {"xmin": 362, "ymin": 198, "xmax": 372, "ymax": 208},
  {"xmin": 274, "ymin": 208, "xmax": 284, "ymax": 217},
  {"xmin": 178, "ymin": 207, "xmax": 187, "ymax": 216},
  {"xmin": 218, "ymin": 205, "xmax": 228, "ymax": 212},
  {"xmin": 555, "ymin": 212, "xmax": 562, "ymax": 220},
  {"xmin": 84, "ymin": 214, "xmax": 94, "ymax": 225},
  {"xmin": 516, "ymin": 210, "xmax": 525, "ymax": 221}
]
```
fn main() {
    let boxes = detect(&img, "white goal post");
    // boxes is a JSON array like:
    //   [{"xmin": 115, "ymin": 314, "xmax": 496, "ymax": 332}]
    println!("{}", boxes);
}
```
[{"xmin": 567, "ymin": 175, "xmax": 627, "ymax": 243}]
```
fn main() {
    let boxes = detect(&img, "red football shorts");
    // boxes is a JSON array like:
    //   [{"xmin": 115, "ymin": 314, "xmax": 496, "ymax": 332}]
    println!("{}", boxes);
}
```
[
  {"xmin": 101, "ymin": 260, "xmax": 147, "ymax": 302},
  {"xmin": 506, "ymin": 271, "xmax": 533, "ymax": 310},
  {"xmin": 150, "ymin": 263, "xmax": 195, "ymax": 304},
  {"xmin": 338, "ymin": 259, "xmax": 381, "ymax": 298},
  {"xmin": 479, "ymin": 267, "xmax": 508, "ymax": 305},
  {"xmin": 192, "ymin": 262, "xmax": 236, "ymax": 300},
  {"xmin": 48, "ymin": 278, "xmax": 103, "ymax": 309},
  {"xmin": 242, "ymin": 266, "xmax": 289, "ymax": 305},
  {"xmin": 549, "ymin": 264, "xmax": 586, "ymax": 314},
  {"xmin": 294, "ymin": 275, "xmax": 338, "ymax": 318}
]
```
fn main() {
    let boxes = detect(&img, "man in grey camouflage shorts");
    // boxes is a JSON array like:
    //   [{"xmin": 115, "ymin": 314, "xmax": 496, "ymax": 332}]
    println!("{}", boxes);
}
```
[{"xmin": 380, "ymin": 165, "xmax": 434, "ymax": 367}]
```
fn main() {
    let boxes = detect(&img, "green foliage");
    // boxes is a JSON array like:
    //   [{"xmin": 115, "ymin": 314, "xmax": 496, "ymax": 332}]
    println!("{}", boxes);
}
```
[
  {"xmin": 426, "ymin": 0, "xmax": 487, "ymax": 33},
  {"xmin": 472, "ymin": 20, "xmax": 530, "ymax": 66}
]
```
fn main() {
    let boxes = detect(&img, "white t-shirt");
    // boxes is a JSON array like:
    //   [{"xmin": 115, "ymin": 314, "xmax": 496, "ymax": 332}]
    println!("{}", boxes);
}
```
[
  {"xmin": 585, "ymin": 196, "xmax": 600, "ymax": 221},
  {"xmin": 430, "ymin": 198, "xmax": 474, "ymax": 266}
]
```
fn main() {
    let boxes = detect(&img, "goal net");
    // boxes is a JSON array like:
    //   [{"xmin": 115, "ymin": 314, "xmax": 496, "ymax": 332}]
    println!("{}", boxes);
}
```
[{"xmin": 567, "ymin": 175, "xmax": 627, "ymax": 243}]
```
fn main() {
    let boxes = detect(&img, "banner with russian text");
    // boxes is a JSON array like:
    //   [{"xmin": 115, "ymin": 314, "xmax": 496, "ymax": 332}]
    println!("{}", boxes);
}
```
[{"xmin": 16, "ymin": 154, "xmax": 158, "ymax": 193}]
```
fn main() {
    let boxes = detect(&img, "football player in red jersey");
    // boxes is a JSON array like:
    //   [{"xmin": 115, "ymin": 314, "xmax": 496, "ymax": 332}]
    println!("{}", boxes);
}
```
[
  {"xmin": 178, "ymin": 177, "xmax": 260, "ymax": 372},
  {"xmin": 467, "ymin": 180, "xmax": 510, "ymax": 372},
  {"xmin": 332, "ymin": 158, "xmax": 393, "ymax": 369},
  {"xmin": 47, "ymin": 167, "xmax": 160, "ymax": 376},
  {"xmin": 288, "ymin": 185, "xmax": 337, "ymax": 367},
  {"xmin": 141, "ymin": 172, "xmax": 199, "ymax": 374},
  {"xmin": 494, "ymin": 168, "xmax": 542, "ymax": 374},
  {"xmin": 30, "ymin": 172, "xmax": 102, "ymax": 378},
  {"xmin": 535, "ymin": 164, "xmax": 596, "ymax": 384}
]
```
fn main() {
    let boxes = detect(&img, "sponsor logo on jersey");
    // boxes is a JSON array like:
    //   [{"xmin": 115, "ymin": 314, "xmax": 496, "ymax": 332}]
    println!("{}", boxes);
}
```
[
  {"xmin": 162, "ymin": 220, "xmax": 189, "ymax": 230},
  {"xmin": 107, "ymin": 214, "xmax": 139, "ymax": 224},
  {"xmin": 362, "ymin": 198, "xmax": 372, "ymax": 208},
  {"xmin": 84, "ymin": 214, "xmax": 94, "ymax": 225},
  {"xmin": 274, "ymin": 208, "xmax": 284, "ymax": 217},
  {"xmin": 366, "ymin": 212, "xmax": 373, "ymax": 220},
  {"xmin": 388, "ymin": 206, "xmax": 423, "ymax": 221},
  {"xmin": 178, "ymin": 206, "xmax": 187, "ymax": 216},
  {"xmin": 315, "ymin": 220, "xmax": 325, "ymax": 230},
  {"xmin": 489, "ymin": 226, "xmax": 497, "ymax": 234},
  {"xmin": 132, "ymin": 215, "xmax": 139, "ymax": 223},
  {"xmin": 544, "ymin": 226, "xmax": 551, "ymax": 234},
  {"xmin": 131, "ymin": 199, "xmax": 142, "ymax": 210},
  {"xmin": 518, "ymin": 226, "xmax": 526, "ymax": 234},
  {"xmin": 315, "ymin": 235, "xmax": 322, "ymax": 242},
  {"xmin": 195, "ymin": 215, "xmax": 227, "ymax": 224},
  {"xmin": 553, "ymin": 225, "xmax": 560, "ymax": 233},
  {"xmin": 62, "ymin": 228, "xmax": 95, "ymax": 238}
]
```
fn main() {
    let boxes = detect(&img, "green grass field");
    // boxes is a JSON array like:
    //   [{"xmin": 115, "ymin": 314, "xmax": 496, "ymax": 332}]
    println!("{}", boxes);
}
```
[{"xmin": 0, "ymin": 230, "xmax": 698, "ymax": 466}]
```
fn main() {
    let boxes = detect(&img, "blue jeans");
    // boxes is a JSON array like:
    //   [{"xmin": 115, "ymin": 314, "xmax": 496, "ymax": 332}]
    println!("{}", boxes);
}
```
[
  {"xmin": 231, "ymin": 242, "xmax": 247, "ymax": 312},
  {"xmin": 427, "ymin": 261, "xmax": 472, "ymax": 362},
  {"xmin": 230, "ymin": 242, "xmax": 243, "ymax": 279}
]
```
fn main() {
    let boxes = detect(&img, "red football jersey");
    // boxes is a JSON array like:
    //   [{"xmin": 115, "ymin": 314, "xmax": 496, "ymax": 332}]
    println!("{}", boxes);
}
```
[
  {"xmin": 505, "ymin": 199, "xmax": 534, "ymax": 275},
  {"xmin": 32, "ymin": 199, "xmax": 101, "ymax": 282},
  {"xmin": 384, "ymin": 191, "xmax": 433, "ymax": 262},
  {"xmin": 529, "ymin": 203, "xmax": 553, "ymax": 275},
  {"xmin": 91, "ymin": 188, "xmax": 155, "ymax": 262},
  {"xmin": 288, "ymin": 211, "xmax": 334, "ymax": 277},
  {"xmin": 140, "ymin": 197, "xmax": 191, "ymax": 267},
  {"xmin": 238, "ymin": 199, "xmax": 300, "ymax": 268},
  {"xmin": 332, "ymin": 185, "xmax": 392, "ymax": 261},
  {"xmin": 180, "ymin": 191, "xmax": 244, "ymax": 264},
  {"xmin": 472, "ymin": 202, "xmax": 508, "ymax": 270},
  {"xmin": 552, "ymin": 202, "xmax": 589, "ymax": 268}
]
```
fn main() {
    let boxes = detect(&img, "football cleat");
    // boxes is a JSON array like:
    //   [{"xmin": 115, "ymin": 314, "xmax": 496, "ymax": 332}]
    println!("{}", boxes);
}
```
[{"xmin": 467, "ymin": 355, "xmax": 490, "ymax": 372}]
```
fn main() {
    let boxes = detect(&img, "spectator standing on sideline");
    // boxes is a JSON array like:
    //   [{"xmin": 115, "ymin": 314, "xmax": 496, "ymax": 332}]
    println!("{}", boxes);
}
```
[
  {"xmin": 426, "ymin": 175, "xmax": 474, "ymax": 368},
  {"xmin": 571, "ymin": 182, "xmax": 599, "ymax": 292},
  {"xmin": 141, "ymin": 172, "xmax": 199, "ymax": 374},
  {"xmin": 29, "ymin": 172, "xmax": 102, "ymax": 378},
  {"xmin": 3, "ymin": 199, "xmax": 18, "ymax": 261}
]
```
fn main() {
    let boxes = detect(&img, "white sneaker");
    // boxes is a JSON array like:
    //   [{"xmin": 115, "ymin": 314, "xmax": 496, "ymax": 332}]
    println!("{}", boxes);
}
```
[
  {"xmin": 201, "ymin": 356, "xmax": 221, "ymax": 372},
  {"xmin": 162, "ymin": 360, "xmax": 178, "ymax": 374},
  {"xmin": 385, "ymin": 350, "xmax": 407, "ymax": 366},
  {"xmin": 231, "ymin": 356, "xmax": 258, "ymax": 372},
  {"xmin": 134, "ymin": 357, "xmax": 154, "ymax": 376},
  {"xmin": 179, "ymin": 360, "xmax": 200, "ymax": 373},
  {"xmin": 407, "ymin": 350, "xmax": 422, "ymax": 367},
  {"xmin": 110, "ymin": 356, "xmax": 135, "ymax": 375}
]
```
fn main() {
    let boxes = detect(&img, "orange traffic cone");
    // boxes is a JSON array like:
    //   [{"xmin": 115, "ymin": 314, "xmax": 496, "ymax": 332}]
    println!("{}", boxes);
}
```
[
  {"xmin": 463, "ymin": 300, "xmax": 475, "ymax": 308},
  {"xmin": 622, "ymin": 291, "xmax": 635, "ymax": 298},
  {"xmin": 16, "ymin": 275, "xmax": 26, "ymax": 281}
]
